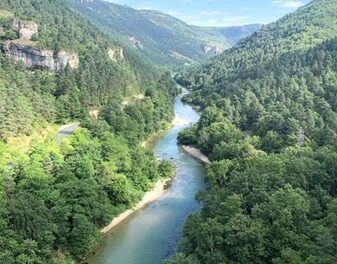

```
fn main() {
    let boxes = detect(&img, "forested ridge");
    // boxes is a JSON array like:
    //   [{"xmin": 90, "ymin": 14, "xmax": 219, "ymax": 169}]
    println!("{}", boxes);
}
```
[
  {"xmin": 66, "ymin": 0, "xmax": 260, "ymax": 68},
  {"xmin": 66, "ymin": 0, "xmax": 228, "ymax": 67},
  {"xmin": 0, "ymin": 0, "xmax": 173, "ymax": 139},
  {"xmin": 170, "ymin": 0, "xmax": 337, "ymax": 263},
  {"xmin": 0, "ymin": 0, "xmax": 178, "ymax": 263},
  {"xmin": 178, "ymin": 0, "xmax": 337, "ymax": 85}
]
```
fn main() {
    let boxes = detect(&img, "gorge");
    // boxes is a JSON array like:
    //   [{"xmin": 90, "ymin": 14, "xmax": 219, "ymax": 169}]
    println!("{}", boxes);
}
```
[
  {"xmin": 86, "ymin": 87, "xmax": 206, "ymax": 264},
  {"xmin": 2, "ymin": 0, "xmax": 337, "ymax": 263}
]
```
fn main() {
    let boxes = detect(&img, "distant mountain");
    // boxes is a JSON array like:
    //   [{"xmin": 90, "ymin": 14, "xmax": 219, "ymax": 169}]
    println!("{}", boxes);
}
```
[
  {"xmin": 67, "ymin": 0, "xmax": 260, "ymax": 67},
  {"xmin": 180, "ymin": 0, "xmax": 337, "ymax": 84},
  {"xmin": 0, "ymin": 0, "xmax": 174, "ymax": 139},
  {"xmin": 170, "ymin": 0, "xmax": 337, "ymax": 263},
  {"xmin": 196, "ymin": 24, "xmax": 263, "ymax": 45},
  {"xmin": 0, "ymin": 0, "xmax": 179, "ymax": 263}
]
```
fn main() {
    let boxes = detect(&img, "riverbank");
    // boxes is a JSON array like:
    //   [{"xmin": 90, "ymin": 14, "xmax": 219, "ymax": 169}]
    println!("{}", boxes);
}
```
[
  {"xmin": 181, "ymin": 145, "xmax": 211, "ymax": 165},
  {"xmin": 101, "ymin": 116, "xmax": 174, "ymax": 234},
  {"xmin": 86, "ymin": 86, "xmax": 205, "ymax": 264},
  {"xmin": 101, "ymin": 178, "xmax": 171, "ymax": 234}
]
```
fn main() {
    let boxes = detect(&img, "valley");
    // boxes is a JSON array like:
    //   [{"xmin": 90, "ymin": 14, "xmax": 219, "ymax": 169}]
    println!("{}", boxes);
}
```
[
  {"xmin": 67, "ymin": 0, "xmax": 261, "ymax": 67},
  {"xmin": 1, "ymin": 0, "xmax": 337, "ymax": 264},
  {"xmin": 86, "ymin": 87, "xmax": 206, "ymax": 264}
]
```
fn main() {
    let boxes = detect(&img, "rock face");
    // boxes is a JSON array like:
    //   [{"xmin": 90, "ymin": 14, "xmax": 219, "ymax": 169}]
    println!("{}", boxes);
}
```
[
  {"xmin": 12, "ymin": 19, "xmax": 38, "ymax": 40},
  {"xmin": 1, "ymin": 15, "xmax": 79, "ymax": 71},
  {"xmin": 107, "ymin": 47, "xmax": 124, "ymax": 62},
  {"xmin": 3, "ymin": 41, "xmax": 79, "ymax": 71},
  {"xmin": 203, "ymin": 44, "xmax": 223, "ymax": 55},
  {"xmin": 11, "ymin": 17, "xmax": 20, "ymax": 31},
  {"xmin": 58, "ymin": 50, "xmax": 79, "ymax": 69},
  {"xmin": 18, "ymin": 21, "xmax": 38, "ymax": 40},
  {"xmin": 128, "ymin": 36, "xmax": 143, "ymax": 50}
]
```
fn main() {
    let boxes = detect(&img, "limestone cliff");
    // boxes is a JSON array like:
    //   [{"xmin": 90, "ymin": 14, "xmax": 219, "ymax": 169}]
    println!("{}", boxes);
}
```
[
  {"xmin": 18, "ymin": 21, "xmax": 38, "ymax": 40},
  {"xmin": 3, "ymin": 41, "xmax": 79, "ymax": 71},
  {"xmin": 1, "ymin": 13, "xmax": 79, "ymax": 71},
  {"xmin": 12, "ymin": 18, "xmax": 38, "ymax": 40},
  {"xmin": 203, "ymin": 44, "xmax": 223, "ymax": 55}
]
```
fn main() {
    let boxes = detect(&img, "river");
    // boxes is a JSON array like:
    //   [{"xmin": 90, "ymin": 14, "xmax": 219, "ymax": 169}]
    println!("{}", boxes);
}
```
[{"xmin": 87, "ymin": 88, "xmax": 205, "ymax": 264}]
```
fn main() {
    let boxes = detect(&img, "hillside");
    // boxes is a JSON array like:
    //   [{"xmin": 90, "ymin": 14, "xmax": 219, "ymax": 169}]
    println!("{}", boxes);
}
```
[
  {"xmin": 0, "ymin": 0, "xmax": 178, "ymax": 263},
  {"xmin": 195, "ymin": 23, "xmax": 263, "ymax": 45},
  {"xmin": 170, "ymin": 0, "xmax": 337, "ymax": 263},
  {"xmin": 66, "ymin": 0, "xmax": 260, "ymax": 67},
  {"xmin": 0, "ymin": 0, "xmax": 176, "ymax": 140},
  {"xmin": 179, "ymin": 0, "xmax": 337, "ymax": 84}
]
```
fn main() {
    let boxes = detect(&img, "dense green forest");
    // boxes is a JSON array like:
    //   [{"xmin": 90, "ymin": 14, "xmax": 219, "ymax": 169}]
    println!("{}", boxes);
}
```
[
  {"xmin": 66, "ymin": 0, "xmax": 260, "ymax": 67},
  {"xmin": 0, "ymin": 0, "xmax": 178, "ymax": 263},
  {"xmin": 0, "ymin": 127, "xmax": 175, "ymax": 263},
  {"xmin": 193, "ymin": 24, "xmax": 262, "ymax": 46},
  {"xmin": 0, "ymin": 0, "xmax": 174, "ymax": 139},
  {"xmin": 170, "ymin": 0, "xmax": 337, "ymax": 263},
  {"xmin": 66, "ymin": 0, "xmax": 228, "ymax": 67}
]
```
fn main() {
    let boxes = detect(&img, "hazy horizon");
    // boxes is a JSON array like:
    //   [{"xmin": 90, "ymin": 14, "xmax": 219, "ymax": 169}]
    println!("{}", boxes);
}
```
[{"xmin": 106, "ymin": 0, "xmax": 311, "ymax": 27}]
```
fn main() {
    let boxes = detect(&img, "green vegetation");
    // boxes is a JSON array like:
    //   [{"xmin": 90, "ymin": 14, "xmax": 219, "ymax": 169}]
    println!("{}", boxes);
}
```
[
  {"xmin": 0, "ymin": 0, "xmax": 178, "ymax": 262},
  {"xmin": 178, "ymin": 0, "xmax": 337, "ymax": 85},
  {"xmin": 194, "ymin": 24, "xmax": 262, "ymax": 45},
  {"xmin": 0, "ymin": 0, "xmax": 177, "ymax": 140},
  {"xmin": 170, "ymin": 0, "xmax": 337, "ymax": 263},
  {"xmin": 99, "ymin": 72, "xmax": 177, "ymax": 145},
  {"xmin": 66, "ymin": 0, "xmax": 259, "ymax": 67},
  {"xmin": 66, "ymin": 0, "xmax": 226, "ymax": 67},
  {"xmin": 0, "ymin": 128, "xmax": 174, "ymax": 263}
]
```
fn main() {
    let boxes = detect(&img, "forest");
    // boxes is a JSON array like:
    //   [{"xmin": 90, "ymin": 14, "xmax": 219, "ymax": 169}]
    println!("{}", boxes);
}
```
[
  {"xmin": 170, "ymin": 0, "xmax": 337, "ymax": 263},
  {"xmin": 0, "ymin": 0, "xmax": 178, "ymax": 263},
  {"xmin": 0, "ymin": 0, "xmax": 171, "ymax": 139},
  {"xmin": 2, "ymin": 0, "xmax": 337, "ymax": 263}
]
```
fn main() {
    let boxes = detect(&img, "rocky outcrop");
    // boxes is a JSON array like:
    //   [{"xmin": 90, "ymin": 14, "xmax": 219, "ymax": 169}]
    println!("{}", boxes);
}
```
[
  {"xmin": 1, "ymin": 14, "xmax": 78, "ymax": 71},
  {"xmin": 18, "ymin": 21, "xmax": 38, "ymax": 40},
  {"xmin": 203, "ymin": 44, "xmax": 223, "ymax": 55},
  {"xmin": 12, "ymin": 19, "xmax": 38, "ymax": 40},
  {"xmin": 3, "ymin": 41, "xmax": 79, "ymax": 71},
  {"xmin": 89, "ymin": 109, "xmax": 99, "ymax": 119},
  {"xmin": 107, "ymin": 47, "xmax": 124, "ymax": 62},
  {"xmin": 128, "ymin": 36, "xmax": 143, "ymax": 50},
  {"xmin": 11, "ymin": 17, "xmax": 20, "ymax": 31},
  {"xmin": 58, "ymin": 50, "xmax": 79, "ymax": 69}
]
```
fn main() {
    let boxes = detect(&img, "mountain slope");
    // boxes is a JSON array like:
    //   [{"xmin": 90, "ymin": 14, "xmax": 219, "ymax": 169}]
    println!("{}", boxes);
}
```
[
  {"xmin": 0, "ymin": 0, "xmax": 174, "ymax": 139},
  {"xmin": 66, "ymin": 0, "xmax": 259, "ymax": 67},
  {"xmin": 194, "ymin": 23, "xmax": 263, "ymax": 45},
  {"xmin": 67, "ymin": 0, "xmax": 228, "ymax": 66},
  {"xmin": 179, "ymin": 0, "xmax": 337, "ymax": 84},
  {"xmin": 0, "ymin": 0, "xmax": 178, "ymax": 263},
  {"xmin": 170, "ymin": 0, "xmax": 337, "ymax": 263}
]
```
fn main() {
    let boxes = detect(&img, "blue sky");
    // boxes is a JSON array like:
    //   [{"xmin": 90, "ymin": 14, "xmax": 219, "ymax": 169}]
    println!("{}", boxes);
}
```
[{"xmin": 107, "ymin": 0, "xmax": 312, "ymax": 27}]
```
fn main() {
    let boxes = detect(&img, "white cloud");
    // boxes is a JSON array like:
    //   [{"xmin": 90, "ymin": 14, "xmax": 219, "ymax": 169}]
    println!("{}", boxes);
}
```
[{"xmin": 272, "ymin": 0, "xmax": 305, "ymax": 8}]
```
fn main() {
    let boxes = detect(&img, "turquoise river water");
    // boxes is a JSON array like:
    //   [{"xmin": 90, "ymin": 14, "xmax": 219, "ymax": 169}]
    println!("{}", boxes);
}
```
[{"xmin": 87, "ymin": 88, "xmax": 205, "ymax": 264}]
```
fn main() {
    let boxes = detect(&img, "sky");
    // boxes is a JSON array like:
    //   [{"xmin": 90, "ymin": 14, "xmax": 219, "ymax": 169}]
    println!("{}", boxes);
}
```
[{"xmin": 107, "ymin": 0, "xmax": 312, "ymax": 27}]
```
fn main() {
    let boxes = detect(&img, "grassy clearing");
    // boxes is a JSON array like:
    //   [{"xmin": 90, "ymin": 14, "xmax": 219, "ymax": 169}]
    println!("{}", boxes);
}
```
[{"xmin": 6, "ymin": 123, "xmax": 60, "ymax": 153}]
